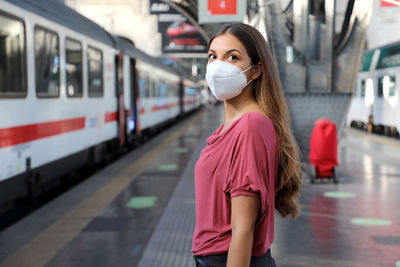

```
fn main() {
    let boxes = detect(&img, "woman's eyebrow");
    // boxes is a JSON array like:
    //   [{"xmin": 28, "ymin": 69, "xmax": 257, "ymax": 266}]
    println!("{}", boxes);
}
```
[
  {"xmin": 227, "ymin": 49, "xmax": 241, "ymax": 54},
  {"xmin": 208, "ymin": 49, "xmax": 241, "ymax": 54}
]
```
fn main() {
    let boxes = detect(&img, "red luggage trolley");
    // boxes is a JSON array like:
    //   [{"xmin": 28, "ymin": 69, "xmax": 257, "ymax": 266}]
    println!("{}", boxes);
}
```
[{"xmin": 309, "ymin": 118, "xmax": 339, "ymax": 183}]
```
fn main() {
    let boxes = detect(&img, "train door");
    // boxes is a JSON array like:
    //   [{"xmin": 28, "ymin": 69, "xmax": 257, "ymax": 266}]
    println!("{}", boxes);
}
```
[
  {"xmin": 179, "ymin": 80, "xmax": 184, "ymax": 114},
  {"xmin": 129, "ymin": 58, "xmax": 137, "ymax": 134},
  {"xmin": 365, "ymin": 78, "xmax": 375, "ymax": 131},
  {"xmin": 374, "ymin": 75, "xmax": 384, "ymax": 126},
  {"xmin": 115, "ymin": 53, "xmax": 126, "ymax": 146}
]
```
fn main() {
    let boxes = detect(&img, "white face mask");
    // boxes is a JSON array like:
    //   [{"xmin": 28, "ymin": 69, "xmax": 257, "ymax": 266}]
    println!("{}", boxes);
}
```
[{"xmin": 206, "ymin": 60, "xmax": 254, "ymax": 100}]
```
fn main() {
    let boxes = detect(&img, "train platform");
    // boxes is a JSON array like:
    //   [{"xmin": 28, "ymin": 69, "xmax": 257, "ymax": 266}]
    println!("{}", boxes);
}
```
[{"xmin": 1, "ymin": 105, "xmax": 400, "ymax": 267}]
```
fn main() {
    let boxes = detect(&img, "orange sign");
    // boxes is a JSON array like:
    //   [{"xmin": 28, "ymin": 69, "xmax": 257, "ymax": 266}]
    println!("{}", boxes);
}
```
[{"xmin": 207, "ymin": 0, "xmax": 237, "ymax": 15}]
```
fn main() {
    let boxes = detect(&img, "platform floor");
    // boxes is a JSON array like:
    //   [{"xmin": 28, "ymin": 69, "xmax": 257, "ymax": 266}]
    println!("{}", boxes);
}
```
[{"xmin": 1, "ymin": 105, "xmax": 399, "ymax": 267}]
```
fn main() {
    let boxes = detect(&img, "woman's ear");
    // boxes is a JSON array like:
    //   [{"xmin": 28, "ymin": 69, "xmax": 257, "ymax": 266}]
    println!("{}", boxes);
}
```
[{"xmin": 251, "ymin": 63, "xmax": 262, "ymax": 80}]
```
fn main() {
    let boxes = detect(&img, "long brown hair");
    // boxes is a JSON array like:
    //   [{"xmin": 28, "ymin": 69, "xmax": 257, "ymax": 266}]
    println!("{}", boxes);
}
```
[{"xmin": 209, "ymin": 23, "xmax": 302, "ymax": 218}]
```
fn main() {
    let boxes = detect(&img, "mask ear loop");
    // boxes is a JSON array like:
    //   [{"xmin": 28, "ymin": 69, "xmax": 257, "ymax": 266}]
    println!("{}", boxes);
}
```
[
  {"xmin": 245, "ymin": 78, "xmax": 254, "ymax": 87},
  {"xmin": 242, "ymin": 64, "xmax": 255, "ymax": 86},
  {"xmin": 242, "ymin": 64, "xmax": 255, "ymax": 73}
]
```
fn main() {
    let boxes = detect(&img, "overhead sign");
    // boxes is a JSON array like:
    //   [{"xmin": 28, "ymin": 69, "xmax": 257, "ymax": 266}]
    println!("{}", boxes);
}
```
[
  {"xmin": 198, "ymin": 0, "xmax": 246, "ymax": 23},
  {"xmin": 208, "ymin": 0, "xmax": 237, "ymax": 15},
  {"xmin": 150, "ymin": 0, "xmax": 207, "ymax": 54},
  {"xmin": 150, "ymin": 0, "xmax": 171, "ymax": 14}
]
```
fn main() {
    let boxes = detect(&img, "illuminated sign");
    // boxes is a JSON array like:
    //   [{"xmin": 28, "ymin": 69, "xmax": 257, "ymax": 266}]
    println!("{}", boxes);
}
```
[
  {"xmin": 207, "ymin": 0, "xmax": 237, "ymax": 15},
  {"xmin": 198, "ymin": 0, "xmax": 246, "ymax": 23}
]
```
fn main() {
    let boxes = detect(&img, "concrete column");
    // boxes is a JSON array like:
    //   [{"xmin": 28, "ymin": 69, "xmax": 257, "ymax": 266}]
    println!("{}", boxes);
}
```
[
  {"xmin": 324, "ymin": 0, "xmax": 336, "ymax": 91},
  {"xmin": 293, "ymin": 0, "xmax": 309, "ymax": 55}
]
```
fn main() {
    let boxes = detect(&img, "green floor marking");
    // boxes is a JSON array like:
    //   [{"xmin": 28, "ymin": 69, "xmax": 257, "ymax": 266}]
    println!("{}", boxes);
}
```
[
  {"xmin": 184, "ymin": 137, "xmax": 197, "ymax": 142},
  {"xmin": 324, "ymin": 192, "xmax": 355, "ymax": 198},
  {"xmin": 158, "ymin": 164, "xmax": 177, "ymax": 171},
  {"xmin": 396, "ymin": 260, "xmax": 400, "ymax": 267},
  {"xmin": 351, "ymin": 218, "xmax": 392, "ymax": 226},
  {"xmin": 126, "ymin": 196, "xmax": 157, "ymax": 209},
  {"xmin": 175, "ymin": 147, "xmax": 188, "ymax": 153}
]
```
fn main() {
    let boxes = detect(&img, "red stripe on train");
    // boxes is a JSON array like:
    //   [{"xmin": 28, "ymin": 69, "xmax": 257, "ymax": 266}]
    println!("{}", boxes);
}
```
[
  {"xmin": 104, "ymin": 112, "xmax": 117, "ymax": 123},
  {"xmin": 0, "ymin": 117, "xmax": 86, "ymax": 149},
  {"xmin": 150, "ymin": 103, "xmax": 177, "ymax": 111},
  {"xmin": 104, "ymin": 110, "xmax": 130, "ymax": 122}
]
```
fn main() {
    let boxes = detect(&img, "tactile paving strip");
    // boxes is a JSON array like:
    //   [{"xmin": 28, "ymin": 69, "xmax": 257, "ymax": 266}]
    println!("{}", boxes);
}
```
[
  {"xmin": 137, "ymin": 108, "xmax": 220, "ymax": 267},
  {"xmin": 136, "ymin": 134, "xmax": 200, "ymax": 267}
]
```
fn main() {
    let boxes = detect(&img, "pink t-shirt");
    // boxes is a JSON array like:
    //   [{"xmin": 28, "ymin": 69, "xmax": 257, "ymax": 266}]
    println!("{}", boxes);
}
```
[{"xmin": 192, "ymin": 112, "xmax": 278, "ymax": 256}]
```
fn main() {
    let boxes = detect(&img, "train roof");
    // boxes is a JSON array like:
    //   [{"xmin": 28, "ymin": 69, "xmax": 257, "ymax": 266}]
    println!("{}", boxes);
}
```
[
  {"xmin": 360, "ymin": 40, "xmax": 400, "ymax": 72},
  {"xmin": 5, "ymin": 0, "xmax": 114, "ymax": 46},
  {"xmin": 113, "ymin": 36, "xmax": 181, "ymax": 76}
]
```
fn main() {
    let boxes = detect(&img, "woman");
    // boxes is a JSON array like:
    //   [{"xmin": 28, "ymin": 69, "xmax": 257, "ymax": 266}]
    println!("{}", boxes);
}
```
[{"xmin": 192, "ymin": 23, "xmax": 302, "ymax": 267}]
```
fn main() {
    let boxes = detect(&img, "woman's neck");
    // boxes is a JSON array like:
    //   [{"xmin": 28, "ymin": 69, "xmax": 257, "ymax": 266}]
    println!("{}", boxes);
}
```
[{"xmin": 223, "ymin": 87, "xmax": 260, "ymax": 124}]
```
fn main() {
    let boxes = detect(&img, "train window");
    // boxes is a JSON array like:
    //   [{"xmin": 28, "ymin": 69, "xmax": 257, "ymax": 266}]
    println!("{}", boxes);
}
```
[
  {"xmin": 145, "ymin": 73, "xmax": 150, "ymax": 98},
  {"xmin": 168, "ymin": 83, "xmax": 174, "ymax": 97},
  {"xmin": 87, "ymin": 46, "xmax": 103, "ymax": 97},
  {"xmin": 34, "ymin": 26, "xmax": 60, "ymax": 98},
  {"xmin": 381, "ymin": 75, "xmax": 396, "ymax": 97},
  {"xmin": 360, "ymin": 80, "xmax": 365, "ymax": 98},
  {"xmin": 154, "ymin": 80, "xmax": 161, "ymax": 98},
  {"xmin": 139, "ymin": 71, "xmax": 145, "ymax": 98},
  {"xmin": 160, "ymin": 82, "xmax": 167, "ymax": 98},
  {"xmin": 378, "ymin": 77, "xmax": 384, "ymax": 98},
  {"xmin": 169, "ymin": 83, "xmax": 177, "ymax": 97},
  {"xmin": 149, "ymin": 78, "xmax": 154, "ymax": 98},
  {"xmin": 65, "ymin": 38, "xmax": 83, "ymax": 97},
  {"xmin": 388, "ymin": 76, "xmax": 396, "ymax": 97},
  {"xmin": 0, "ymin": 12, "xmax": 27, "ymax": 98}
]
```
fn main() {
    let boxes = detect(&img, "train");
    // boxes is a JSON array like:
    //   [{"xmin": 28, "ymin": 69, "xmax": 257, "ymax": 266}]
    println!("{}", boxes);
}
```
[
  {"xmin": 0, "ymin": 0, "xmax": 203, "ymax": 224},
  {"xmin": 346, "ymin": 41, "xmax": 400, "ymax": 138}
]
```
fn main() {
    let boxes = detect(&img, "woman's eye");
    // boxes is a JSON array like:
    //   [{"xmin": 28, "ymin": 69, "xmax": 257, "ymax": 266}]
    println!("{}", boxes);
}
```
[
  {"xmin": 208, "ymin": 54, "xmax": 216, "ymax": 60},
  {"xmin": 228, "ymin": 55, "xmax": 238, "ymax": 61}
]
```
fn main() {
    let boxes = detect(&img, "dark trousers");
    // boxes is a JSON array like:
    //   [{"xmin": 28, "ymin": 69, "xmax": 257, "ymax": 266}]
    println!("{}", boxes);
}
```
[{"xmin": 193, "ymin": 249, "xmax": 277, "ymax": 267}]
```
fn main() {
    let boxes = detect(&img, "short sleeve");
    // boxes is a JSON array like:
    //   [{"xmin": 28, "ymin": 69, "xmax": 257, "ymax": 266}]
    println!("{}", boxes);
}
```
[{"xmin": 223, "ymin": 115, "xmax": 272, "ymax": 214}]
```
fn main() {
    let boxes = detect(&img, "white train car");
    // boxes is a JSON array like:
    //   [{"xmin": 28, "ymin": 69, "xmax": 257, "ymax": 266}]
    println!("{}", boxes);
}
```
[
  {"xmin": 346, "ymin": 41, "xmax": 400, "ymax": 138},
  {"xmin": 0, "ymin": 0, "xmax": 201, "ymax": 224},
  {"xmin": 0, "ymin": 0, "xmax": 120, "ymax": 210},
  {"xmin": 112, "ymin": 36, "xmax": 183, "ymax": 138},
  {"xmin": 182, "ymin": 79, "xmax": 202, "ymax": 113}
]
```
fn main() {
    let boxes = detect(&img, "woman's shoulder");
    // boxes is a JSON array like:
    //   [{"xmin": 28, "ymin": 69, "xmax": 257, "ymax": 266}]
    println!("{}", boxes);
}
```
[
  {"xmin": 235, "ymin": 112, "xmax": 276, "ymax": 139},
  {"xmin": 240, "ymin": 112, "xmax": 274, "ymax": 129}
]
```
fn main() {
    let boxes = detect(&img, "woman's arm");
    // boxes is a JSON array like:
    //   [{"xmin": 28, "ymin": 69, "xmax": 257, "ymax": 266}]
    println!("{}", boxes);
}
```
[{"xmin": 227, "ymin": 195, "xmax": 260, "ymax": 267}]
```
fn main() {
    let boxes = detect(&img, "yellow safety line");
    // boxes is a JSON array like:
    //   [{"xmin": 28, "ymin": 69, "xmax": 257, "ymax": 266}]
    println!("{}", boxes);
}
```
[
  {"xmin": 0, "ymin": 111, "xmax": 204, "ymax": 267},
  {"xmin": 343, "ymin": 127, "xmax": 400, "ymax": 149}
]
